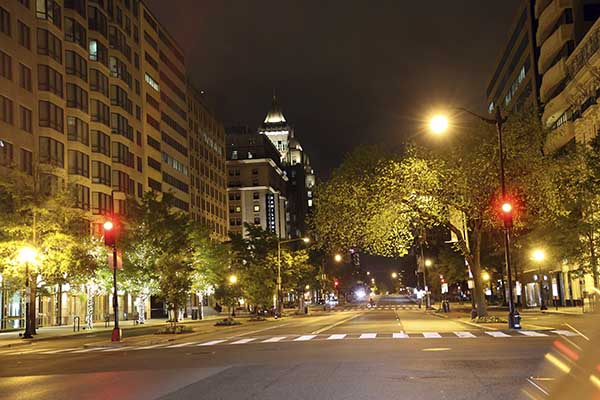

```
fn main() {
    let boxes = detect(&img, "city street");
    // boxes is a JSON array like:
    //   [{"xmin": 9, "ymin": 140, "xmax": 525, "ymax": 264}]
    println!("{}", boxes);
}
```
[{"xmin": 0, "ymin": 295, "xmax": 593, "ymax": 400}]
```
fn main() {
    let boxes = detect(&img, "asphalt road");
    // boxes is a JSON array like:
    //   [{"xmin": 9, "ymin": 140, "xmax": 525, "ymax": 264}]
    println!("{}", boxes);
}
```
[{"xmin": 0, "ymin": 295, "xmax": 594, "ymax": 400}]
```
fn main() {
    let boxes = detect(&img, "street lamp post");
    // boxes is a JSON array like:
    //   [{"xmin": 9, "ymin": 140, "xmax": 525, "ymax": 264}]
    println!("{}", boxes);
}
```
[
  {"xmin": 428, "ymin": 106, "xmax": 520, "ymax": 329},
  {"xmin": 532, "ymin": 249, "xmax": 547, "ymax": 310},
  {"xmin": 276, "ymin": 237, "xmax": 310, "ymax": 314},
  {"xmin": 17, "ymin": 247, "xmax": 37, "ymax": 339}
]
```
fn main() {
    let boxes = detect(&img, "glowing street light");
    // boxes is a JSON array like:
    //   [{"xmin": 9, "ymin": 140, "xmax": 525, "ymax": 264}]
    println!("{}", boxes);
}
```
[
  {"xmin": 391, "ymin": 272, "xmax": 398, "ymax": 279},
  {"xmin": 482, "ymin": 272, "xmax": 491, "ymax": 281},
  {"xmin": 334, "ymin": 254, "xmax": 343, "ymax": 263},
  {"xmin": 17, "ymin": 246, "xmax": 38, "ymax": 265},
  {"xmin": 424, "ymin": 259, "xmax": 433, "ymax": 268},
  {"xmin": 531, "ymin": 249, "xmax": 548, "ymax": 310},
  {"xmin": 532, "ymin": 249, "xmax": 545, "ymax": 262},
  {"xmin": 429, "ymin": 114, "xmax": 449, "ymax": 134},
  {"xmin": 228, "ymin": 274, "xmax": 238, "ymax": 285},
  {"xmin": 366, "ymin": 271, "xmax": 370, "ymax": 276},
  {"xmin": 302, "ymin": 237, "xmax": 310, "ymax": 244}
]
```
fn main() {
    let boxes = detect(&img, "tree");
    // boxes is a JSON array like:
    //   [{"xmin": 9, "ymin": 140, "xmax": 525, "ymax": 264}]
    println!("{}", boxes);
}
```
[{"xmin": 312, "ymin": 113, "xmax": 563, "ymax": 317}]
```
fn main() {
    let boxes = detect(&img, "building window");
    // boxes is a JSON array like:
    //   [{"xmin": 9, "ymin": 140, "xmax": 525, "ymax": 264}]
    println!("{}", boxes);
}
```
[
  {"xmin": 18, "ymin": 0, "xmax": 30, "ymax": 8},
  {"xmin": 0, "ymin": 95, "xmax": 13, "ymax": 124},
  {"xmin": 19, "ymin": 63, "xmax": 32, "ymax": 91},
  {"xmin": 87, "ymin": 5, "xmax": 107, "ymax": 38},
  {"xmin": 88, "ymin": 39, "xmax": 108, "ymax": 66},
  {"xmin": 74, "ymin": 184, "xmax": 90, "ymax": 210},
  {"xmin": 146, "ymin": 113, "xmax": 160, "ymax": 131},
  {"xmin": 64, "ymin": 0, "xmax": 86, "ymax": 18},
  {"xmin": 92, "ymin": 160, "xmax": 111, "ymax": 186},
  {"xmin": 38, "ymin": 100, "xmax": 63, "ymax": 132},
  {"xmin": 64, "ymin": 16, "xmax": 86, "ymax": 49},
  {"xmin": 235, "ymin": 206, "xmax": 241, "ymax": 213},
  {"xmin": 110, "ymin": 84, "xmax": 132, "ymax": 114},
  {"xmin": 253, "ymin": 205, "xmax": 260, "ymax": 212},
  {"xmin": 20, "ymin": 148, "xmax": 32, "ymax": 175},
  {"xmin": 162, "ymin": 151, "xmax": 188, "ymax": 175},
  {"xmin": 111, "ymin": 112, "xmax": 133, "ymax": 140},
  {"xmin": 0, "ymin": 141, "xmax": 13, "ymax": 166},
  {"xmin": 17, "ymin": 21, "xmax": 30, "ymax": 49},
  {"xmin": 91, "ymin": 130, "xmax": 110, "ymax": 156},
  {"xmin": 0, "ymin": 50, "xmax": 11, "ymax": 80},
  {"xmin": 67, "ymin": 116, "xmax": 89, "ymax": 145},
  {"xmin": 251, "ymin": 168, "xmax": 258, "ymax": 175},
  {"xmin": 36, "ymin": 0, "xmax": 61, "ymax": 28},
  {"xmin": 91, "ymin": 99, "xmax": 110, "ymax": 126},
  {"xmin": 144, "ymin": 73, "xmax": 159, "ymax": 92},
  {"xmin": 19, "ymin": 105, "xmax": 32, "ymax": 132},
  {"xmin": 0, "ymin": 7, "xmax": 10, "ymax": 37},
  {"xmin": 66, "ymin": 83, "xmax": 88, "ymax": 112},
  {"xmin": 39, "ymin": 136, "xmax": 64, "ymax": 167},
  {"xmin": 90, "ymin": 68, "xmax": 109, "ymax": 97},
  {"xmin": 65, "ymin": 50, "xmax": 87, "ymax": 81},
  {"xmin": 112, "ymin": 141, "xmax": 132, "ymax": 167},
  {"xmin": 253, "ymin": 192, "xmax": 260, "ymax": 200},
  {"xmin": 254, "ymin": 217, "xmax": 260, "ymax": 225},
  {"xmin": 148, "ymin": 177, "xmax": 161, "ymax": 192},
  {"xmin": 92, "ymin": 191, "xmax": 112, "ymax": 215},
  {"xmin": 68, "ymin": 150, "xmax": 89, "ymax": 177},
  {"xmin": 37, "ymin": 28, "xmax": 62, "ymax": 64},
  {"xmin": 38, "ymin": 64, "xmax": 63, "ymax": 97}
]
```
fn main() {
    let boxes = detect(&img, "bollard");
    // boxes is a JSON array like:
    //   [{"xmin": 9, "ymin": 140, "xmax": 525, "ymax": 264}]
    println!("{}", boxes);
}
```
[{"xmin": 73, "ymin": 316, "xmax": 80, "ymax": 332}]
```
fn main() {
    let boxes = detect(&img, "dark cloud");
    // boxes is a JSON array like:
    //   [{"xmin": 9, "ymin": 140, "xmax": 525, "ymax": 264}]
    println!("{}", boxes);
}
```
[{"xmin": 146, "ymin": 0, "xmax": 520, "ymax": 176}]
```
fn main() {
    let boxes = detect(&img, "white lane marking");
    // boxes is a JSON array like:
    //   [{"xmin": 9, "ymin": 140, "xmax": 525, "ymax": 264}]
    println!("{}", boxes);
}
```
[
  {"xmin": 133, "ymin": 344, "xmax": 166, "ymax": 350},
  {"xmin": 165, "ymin": 342, "xmax": 197, "ymax": 348},
  {"xmin": 551, "ymin": 330, "xmax": 578, "ymax": 337},
  {"xmin": 393, "ymin": 332, "xmax": 409, "ymax": 339},
  {"xmin": 519, "ymin": 330, "xmax": 548, "ymax": 337},
  {"xmin": 101, "ymin": 346, "xmax": 128, "ymax": 352},
  {"xmin": 71, "ymin": 347, "xmax": 104, "ymax": 353},
  {"xmin": 327, "ymin": 334, "xmax": 346, "ymax": 340},
  {"xmin": 565, "ymin": 323, "xmax": 589, "ymax": 341},
  {"xmin": 197, "ymin": 340, "xmax": 227, "ymax": 346},
  {"xmin": 2, "ymin": 348, "xmax": 50, "ymax": 355},
  {"xmin": 485, "ymin": 331, "xmax": 511, "ymax": 338},
  {"xmin": 231, "ymin": 322, "xmax": 292, "ymax": 338},
  {"xmin": 423, "ymin": 332, "xmax": 442, "ymax": 338},
  {"xmin": 262, "ymin": 336, "xmax": 286, "ymax": 343},
  {"xmin": 311, "ymin": 312, "xmax": 364, "ymax": 334},
  {"xmin": 39, "ymin": 347, "xmax": 80, "ymax": 354},
  {"xmin": 230, "ymin": 338, "xmax": 255, "ymax": 345},
  {"xmin": 294, "ymin": 335, "xmax": 317, "ymax": 341},
  {"xmin": 359, "ymin": 333, "xmax": 377, "ymax": 339},
  {"xmin": 454, "ymin": 331, "xmax": 476, "ymax": 338}
]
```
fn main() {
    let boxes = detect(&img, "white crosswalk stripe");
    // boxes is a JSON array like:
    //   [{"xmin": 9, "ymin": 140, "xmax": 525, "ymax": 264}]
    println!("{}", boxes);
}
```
[
  {"xmin": 551, "ymin": 330, "xmax": 579, "ymax": 337},
  {"xmin": 294, "ymin": 335, "xmax": 317, "ymax": 341},
  {"xmin": 485, "ymin": 331, "xmax": 511, "ymax": 338},
  {"xmin": 165, "ymin": 342, "xmax": 197, "ymax": 348},
  {"xmin": 454, "ymin": 332, "xmax": 476, "ymax": 338},
  {"xmin": 71, "ymin": 347, "xmax": 104, "ymax": 353},
  {"xmin": 40, "ymin": 347, "xmax": 80, "ymax": 354},
  {"xmin": 422, "ymin": 332, "xmax": 442, "ymax": 338},
  {"xmin": 198, "ymin": 340, "xmax": 227, "ymax": 346},
  {"xmin": 393, "ymin": 332, "xmax": 409, "ymax": 339},
  {"xmin": 327, "ymin": 334, "xmax": 346, "ymax": 340},
  {"xmin": 519, "ymin": 330, "xmax": 548, "ymax": 337},
  {"xmin": 231, "ymin": 338, "xmax": 256, "ymax": 345},
  {"xmin": 133, "ymin": 344, "xmax": 166, "ymax": 350},
  {"xmin": 101, "ymin": 346, "xmax": 128, "ymax": 352},
  {"xmin": 262, "ymin": 336, "xmax": 286, "ymax": 343},
  {"xmin": 359, "ymin": 333, "xmax": 377, "ymax": 339}
]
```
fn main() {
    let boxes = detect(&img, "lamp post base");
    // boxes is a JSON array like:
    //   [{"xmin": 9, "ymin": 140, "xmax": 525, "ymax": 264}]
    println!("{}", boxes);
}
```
[
  {"xmin": 508, "ymin": 310, "xmax": 521, "ymax": 329},
  {"xmin": 111, "ymin": 327, "xmax": 121, "ymax": 342},
  {"xmin": 23, "ymin": 332, "xmax": 33, "ymax": 339}
]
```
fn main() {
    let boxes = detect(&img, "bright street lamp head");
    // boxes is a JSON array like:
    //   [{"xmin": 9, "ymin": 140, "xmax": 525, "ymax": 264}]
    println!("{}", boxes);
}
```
[
  {"xmin": 391, "ymin": 272, "xmax": 398, "ymax": 279},
  {"xmin": 302, "ymin": 237, "xmax": 310, "ymax": 244},
  {"xmin": 17, "ymin": 246, "xmax": 38, "ymax": 264},
  {"xmin": 334, "ymin": 254, "xmax": 343, "ymax": 263},
  {"xmin": 424, "ymin": 259, "xmax": 433, "ymax": 267},
  {"xmin": 228, "ymin": 274, "xmax": 238, "ymax": 284},
  {"xmin": 482, "ymin": 272, "xmax": 490, "ymax": 281},
  {"xmin": 532, "ymin": 249, "xmax": 546, "ymax": 262},
  {"xmin": 429, "ymin": 114, "xmax": 449, "ymax": 134}
]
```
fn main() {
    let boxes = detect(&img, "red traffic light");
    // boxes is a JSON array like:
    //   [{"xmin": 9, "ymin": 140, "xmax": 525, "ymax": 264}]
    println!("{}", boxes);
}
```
[
  {"xmin": 500, "ymin": 201, "xmax": 513, "ymax": 228},
  {"xmin": 334, "ymin": 279, "xmax": 339, "ymax": 288},
  {"xmin": 103, "ymin": 220, "xmax": 116, "ymax": 247},
  {"xmin": 501, "ymin": 202, "xmax": 512, "ymax": 213}
]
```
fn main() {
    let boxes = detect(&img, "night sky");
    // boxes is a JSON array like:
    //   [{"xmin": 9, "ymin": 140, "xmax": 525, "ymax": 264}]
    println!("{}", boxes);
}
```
[
  {"xmin": 146, "ymin": 0, "xmax": 520, "ymax": 177},
  {"xmin": 146, "ymin": 0, "xmax": 521, "ymax": 280}
]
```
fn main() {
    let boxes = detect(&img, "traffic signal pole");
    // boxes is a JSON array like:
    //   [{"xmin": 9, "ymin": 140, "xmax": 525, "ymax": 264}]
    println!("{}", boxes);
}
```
[{"xmin": 111, "ymin": 242, "xmax": 120, "ymax": 341}]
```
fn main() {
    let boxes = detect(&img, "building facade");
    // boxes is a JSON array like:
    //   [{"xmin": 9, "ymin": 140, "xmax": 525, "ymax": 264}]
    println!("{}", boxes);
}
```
[
  {"xmin": 226, "ymin": 132, "xmax": 288, "ymax": 239},
  {"xmin": 0, "ymin": 0, "xmax": 227, "ymax": 329},
  {"xmin": 486, "ymin": 0, "xmax": 541, "ymax": 114},
  {"xmin": 258, "ymin": 96, "xmax": 315, "ymax": 238}
]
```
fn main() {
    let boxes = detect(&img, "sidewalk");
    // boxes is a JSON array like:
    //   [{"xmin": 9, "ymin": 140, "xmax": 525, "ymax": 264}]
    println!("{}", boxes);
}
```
[{"xmin": 0, "ymin": 316, "xmax": 223, "ymax": 348}]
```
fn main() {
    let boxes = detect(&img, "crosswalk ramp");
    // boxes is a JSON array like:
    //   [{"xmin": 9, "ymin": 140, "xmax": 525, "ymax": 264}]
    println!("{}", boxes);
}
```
[{"xmin": 0, "ymin": 329, "xmax": 580, "ymax": 356}]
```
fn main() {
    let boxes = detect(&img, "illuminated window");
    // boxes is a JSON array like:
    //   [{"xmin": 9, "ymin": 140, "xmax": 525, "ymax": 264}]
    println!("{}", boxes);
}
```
[
  {"xmin": 253, "ymin": 205, "xmax": 260, "ymax": 212},
  {"xmin": 144, "ymin": 73, "xmax": 159, "ymax": 92}
]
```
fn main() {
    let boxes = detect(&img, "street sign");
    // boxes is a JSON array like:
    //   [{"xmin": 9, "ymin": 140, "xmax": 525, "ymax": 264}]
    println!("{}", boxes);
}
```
[
  {"xmin": 441, "ymin": 283, "xmax": 448, "ymax": 294},
  {"xmin": 108, "ymin": 250, "xmax": 123, "ymax": 270},
  {"xmin": 467, "ymin": 279, "xmax": 474, "ymax": 289}
]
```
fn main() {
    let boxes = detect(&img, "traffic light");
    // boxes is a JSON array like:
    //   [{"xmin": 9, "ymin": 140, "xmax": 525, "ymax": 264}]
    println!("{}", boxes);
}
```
[
  {"xmin": 334, "ymin": 279, "xmax": 339, "ymax": 288},
  {"xmin": 103, "ymin": 220, "xmax": 116, "ymax": 247},
  {"xmin": 500, "ymin": 201, "xmax": 513, "ymax": 228}
]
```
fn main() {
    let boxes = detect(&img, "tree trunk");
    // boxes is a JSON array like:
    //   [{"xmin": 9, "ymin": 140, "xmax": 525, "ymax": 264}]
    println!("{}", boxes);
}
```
[
  {"xmin": 136, "ymin": 294, "xmax": 146, "ymax": 324},
  {"xmin": 470, "ymin": 228, "xmax": 488, "ymax": 317},
  {"xmin": 589, "ymin": 232, "xmax": 599, "ymax": 289},
  {"xmin": 86, "ymin": 287, "xmax": 94, "ymax": 329},
  {"xmin": 30, "ymin": 282, "xmax": 37, "ymax": 334}
]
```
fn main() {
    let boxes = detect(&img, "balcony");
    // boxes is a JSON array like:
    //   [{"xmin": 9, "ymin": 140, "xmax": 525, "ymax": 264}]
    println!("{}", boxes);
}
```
[
  {"xmin": 535, "ymin": 0, "xmax": 552, "ymax": 18},
  {"xmin": 542, "ymin": 90, "xmax": 569, "ymax": 127},
  {"xmin": 544, "ymin": 120, "xmax": 575, "ymax": 154},
  {"xmin": 565, "ymin": 18, "xmax": 600, "ymax": 81},
  {"xmin": 539, "ymin": 23, "xmax": 574, "ymax": 74},
  {"xmin": 540, "ymin": 58, "xmax": 567, "ymax": 103},
  {"xmin": 537, "ymin": 0, "xmax": 573, "ymax": 44}
]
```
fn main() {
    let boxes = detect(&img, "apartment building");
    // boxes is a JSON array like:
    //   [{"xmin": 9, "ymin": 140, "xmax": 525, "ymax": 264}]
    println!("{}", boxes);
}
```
[{"xmin": 0, "ymin": 0, "xmax": 227, "ymax": 328}]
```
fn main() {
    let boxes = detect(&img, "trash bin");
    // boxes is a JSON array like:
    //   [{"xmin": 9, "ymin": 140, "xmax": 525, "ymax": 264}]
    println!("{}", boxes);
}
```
[{"xmin": 304, "ymin": 306, "xmax": 309, "ymax": 314}]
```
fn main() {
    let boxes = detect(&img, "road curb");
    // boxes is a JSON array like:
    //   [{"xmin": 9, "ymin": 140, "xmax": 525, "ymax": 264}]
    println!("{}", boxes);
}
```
[{"xmin": 0, "ymin": 340, "xmax": 33, "ymax": 349}]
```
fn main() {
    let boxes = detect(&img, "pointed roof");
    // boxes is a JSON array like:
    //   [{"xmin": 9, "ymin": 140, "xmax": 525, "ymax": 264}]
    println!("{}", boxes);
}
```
[{"xmin": 263, "ymin": 95, "xmax": 287, "ymax": 124}]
